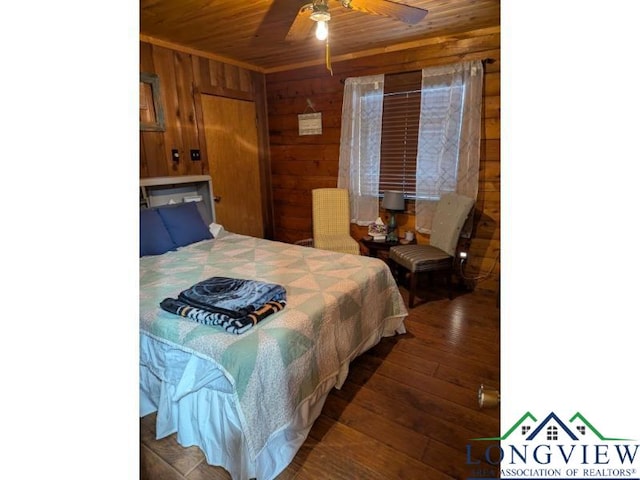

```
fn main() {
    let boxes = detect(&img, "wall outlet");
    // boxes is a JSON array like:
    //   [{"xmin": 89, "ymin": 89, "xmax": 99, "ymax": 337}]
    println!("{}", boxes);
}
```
[{"xmin": 190, "ymin": 149, "xmax": 201, "ymax": 161}]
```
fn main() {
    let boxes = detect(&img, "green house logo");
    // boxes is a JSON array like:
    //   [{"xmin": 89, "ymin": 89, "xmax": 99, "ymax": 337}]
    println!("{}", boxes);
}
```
[{"xmin": 473, "ymin": 411, "xmax": 635, "ymax": 442}]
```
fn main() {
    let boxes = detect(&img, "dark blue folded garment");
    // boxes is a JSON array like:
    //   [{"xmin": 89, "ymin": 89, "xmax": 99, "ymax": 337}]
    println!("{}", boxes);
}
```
[{"xmin": 160, "ymin": 276, "xmax": 287, "ymax": 334}]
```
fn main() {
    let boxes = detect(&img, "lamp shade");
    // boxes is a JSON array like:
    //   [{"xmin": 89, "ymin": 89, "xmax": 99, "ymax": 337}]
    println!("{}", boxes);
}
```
[{"xmin": 382, "ymin": 190, "xmax": 405, "ymax": 211}]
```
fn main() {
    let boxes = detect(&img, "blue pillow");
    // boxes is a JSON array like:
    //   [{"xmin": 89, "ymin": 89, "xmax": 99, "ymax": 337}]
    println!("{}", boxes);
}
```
[
  {"xmin": 157, "ymin": 202, "xmax": 213, "ymax": 248},
  {"xmin": 140, "ymin": 208, "xmax": 177, "ymax": 257}
]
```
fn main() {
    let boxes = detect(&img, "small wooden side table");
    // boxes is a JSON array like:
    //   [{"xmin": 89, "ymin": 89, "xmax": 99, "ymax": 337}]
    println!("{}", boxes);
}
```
[{"xmin": 359, "ymin": 236, "xmax": 417, "ymax": 261}]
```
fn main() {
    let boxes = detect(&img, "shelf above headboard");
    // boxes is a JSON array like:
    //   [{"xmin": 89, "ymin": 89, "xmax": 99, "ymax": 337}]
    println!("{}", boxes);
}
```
[{"xmin": 140, "ymin": 175, "xmax": 216, "ymax": 225}]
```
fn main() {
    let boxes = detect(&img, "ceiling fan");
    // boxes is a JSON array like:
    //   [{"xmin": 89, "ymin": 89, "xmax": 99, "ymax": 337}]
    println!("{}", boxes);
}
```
[
  {"xmin": 283, "ymin": 0, "xmax": 428, "ymax": 74},
  {"xmin": 285, "ymin": 0, "xmax": 428, "ymax": 42}
]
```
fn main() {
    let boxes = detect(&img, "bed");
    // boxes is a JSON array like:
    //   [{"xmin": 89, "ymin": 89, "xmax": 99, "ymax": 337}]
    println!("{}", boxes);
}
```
[{"xmin": 139, "ymin": 205, "xmax": 408, "ymax": 480}]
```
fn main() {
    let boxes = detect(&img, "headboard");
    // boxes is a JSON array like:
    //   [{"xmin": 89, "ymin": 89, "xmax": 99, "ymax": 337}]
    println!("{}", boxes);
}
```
[{"xmin": 140, "ymin": 175, "xmax": 216, "ymax": 225}]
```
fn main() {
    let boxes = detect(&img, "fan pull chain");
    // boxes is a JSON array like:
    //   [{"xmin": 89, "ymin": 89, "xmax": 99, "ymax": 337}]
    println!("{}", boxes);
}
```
[{"xmin": 325, "ymin": 38, "xmax": 333, "ymax": 76}]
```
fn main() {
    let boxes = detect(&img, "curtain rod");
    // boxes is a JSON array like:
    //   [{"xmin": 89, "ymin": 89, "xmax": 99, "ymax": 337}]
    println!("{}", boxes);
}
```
[{"xmin": 339, "ymin": 58, "xmax": 496, "ymax": 84}]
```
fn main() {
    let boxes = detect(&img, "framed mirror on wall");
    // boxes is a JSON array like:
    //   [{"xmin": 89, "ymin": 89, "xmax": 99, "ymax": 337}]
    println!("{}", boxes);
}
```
[{"xmin": 140, "ymin": 72, "xmax": 165, "ymax": 132}]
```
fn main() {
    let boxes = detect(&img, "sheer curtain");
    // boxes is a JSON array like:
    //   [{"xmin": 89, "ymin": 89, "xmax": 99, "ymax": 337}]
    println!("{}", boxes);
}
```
[
  {"xmin": 415, "ymin": 60, "xmax": 483, "ymax": 233},
  {"xmin": 337, "ymin": 74, "xmax": 384, "ymax": 225}
]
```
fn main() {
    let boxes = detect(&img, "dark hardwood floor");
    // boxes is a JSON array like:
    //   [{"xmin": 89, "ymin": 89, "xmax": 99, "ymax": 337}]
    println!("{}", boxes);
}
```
[{"xmin": 140, "ymin": 283, "xmax": 501, "ymax": 480}]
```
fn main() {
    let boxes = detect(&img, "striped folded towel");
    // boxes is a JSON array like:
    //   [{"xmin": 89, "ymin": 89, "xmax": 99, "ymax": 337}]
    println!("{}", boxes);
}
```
[{"xmin": 160, "ymin": 276, "xmax": 286, "ymax": 334}]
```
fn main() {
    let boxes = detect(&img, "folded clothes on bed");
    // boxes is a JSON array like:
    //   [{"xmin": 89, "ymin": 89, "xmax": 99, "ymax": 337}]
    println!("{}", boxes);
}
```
[{"xmin": 160, "ymin": 276, "xmax": 287, "ymax": 334}]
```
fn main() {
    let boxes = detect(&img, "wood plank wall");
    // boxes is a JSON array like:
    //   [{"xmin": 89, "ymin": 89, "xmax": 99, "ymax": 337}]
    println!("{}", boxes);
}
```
[
  {"xmin": 265, "ymin": 26, "xmax": 500, "ymax": 294},
  {"xmin": 139, "ymin": 41, "xmax": 274, "ymax": 238}
]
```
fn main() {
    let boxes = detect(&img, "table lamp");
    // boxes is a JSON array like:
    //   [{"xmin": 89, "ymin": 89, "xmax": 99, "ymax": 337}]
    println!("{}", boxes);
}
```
[{"xmin": 382, "ymin": 190, "xmax": 405, "ymax": 242}]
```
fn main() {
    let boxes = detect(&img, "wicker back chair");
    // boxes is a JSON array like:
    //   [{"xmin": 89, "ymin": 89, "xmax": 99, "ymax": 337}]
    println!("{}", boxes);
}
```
[{"xmin": 311, "ymin": 188, "xmax": 360, "ymax": 255}]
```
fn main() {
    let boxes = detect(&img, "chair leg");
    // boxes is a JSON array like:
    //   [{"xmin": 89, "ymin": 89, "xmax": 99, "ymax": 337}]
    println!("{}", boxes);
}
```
[
  {"xmin": 447, "ymin": 269, "xmax": 453, "ymax": 300},
  {"xmin": 409, "ymin": 271, "xmax": 417, "ymax": 308},
  {"xmin": 389, "ymin": 260, "xmax": 399, "ymax": 284}
]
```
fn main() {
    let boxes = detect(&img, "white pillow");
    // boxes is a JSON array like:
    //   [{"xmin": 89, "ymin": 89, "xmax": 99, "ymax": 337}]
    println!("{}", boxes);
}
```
[{"xmin": 209, "ymin": 222, "xmax": 225, "ymax": 238}]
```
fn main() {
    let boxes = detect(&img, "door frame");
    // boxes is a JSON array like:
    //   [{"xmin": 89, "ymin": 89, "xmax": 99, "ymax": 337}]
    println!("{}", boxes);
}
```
[{"xmin": 193, "ymin": 78, "xmax": 274, "ymax": 239}]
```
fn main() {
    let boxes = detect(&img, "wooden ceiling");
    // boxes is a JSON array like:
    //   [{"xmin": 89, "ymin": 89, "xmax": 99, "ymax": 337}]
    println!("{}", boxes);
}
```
[{"xmin": 140, "ymin": 0, "xmax": 500, "ymax": 73}]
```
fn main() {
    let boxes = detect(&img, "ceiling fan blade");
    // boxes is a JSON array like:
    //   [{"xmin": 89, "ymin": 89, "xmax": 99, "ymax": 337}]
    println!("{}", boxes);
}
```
[
  {"xmin": 254, "ymin": 0, "xmax": 303, "ymax": 42},
  {"xmin": 285, "ymin": 5, "xmax": 315, "ymax": 41},
  {"xmin": 345, "ymin": 0, "xmax": 428, "ymax": 25}
]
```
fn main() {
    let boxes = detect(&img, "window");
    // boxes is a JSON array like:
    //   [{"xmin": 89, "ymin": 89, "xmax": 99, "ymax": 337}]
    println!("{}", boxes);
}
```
[
  {"xmin": 379, "ymin": 71, "xmax": 421, "ymax": 198},
  {"xmin": 378, "ymin": 70, "xmax": 465, "ymax": 201},
  {"xmin": 547, "ymin": 426, "xmax": 558, "ymax": 441},
  {"xmin": 338, "ymin": 61, "xmax": 483, "ymax": 232},
  {"xmin": 521, "ymin": 425, "xmax": 531, "ymax": 435}
]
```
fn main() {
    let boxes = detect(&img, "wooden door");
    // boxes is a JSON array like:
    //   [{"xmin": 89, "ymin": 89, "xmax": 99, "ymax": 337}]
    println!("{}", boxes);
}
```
[{"xmin": 201, "ymin": 94, "xmax": 264, "ymax": 237}]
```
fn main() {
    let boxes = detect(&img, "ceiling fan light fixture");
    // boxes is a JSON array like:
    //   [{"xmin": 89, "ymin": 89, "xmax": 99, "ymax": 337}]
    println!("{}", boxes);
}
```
[
  {"xmin": 309, "ymin": 2, "xmax": 330, "ymax": 41},
  {"xmin": 310, "ymin": 1, "xmax": 331, "ymax": 21},
  {"xmin": 315, "ymin": 20, "xmax": 328, "ymax": 40}
]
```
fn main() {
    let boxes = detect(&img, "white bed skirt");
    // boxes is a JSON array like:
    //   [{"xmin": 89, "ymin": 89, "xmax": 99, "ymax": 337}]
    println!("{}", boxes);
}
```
[{"xmin": 140, "ymin": 315, "xmax": 406, "ymax": 480}]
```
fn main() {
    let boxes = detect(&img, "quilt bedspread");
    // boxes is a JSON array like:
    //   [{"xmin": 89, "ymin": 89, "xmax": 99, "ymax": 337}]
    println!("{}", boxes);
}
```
[{"xmin": 139, "ymin": 233, "xmax": 408, "ymax": 463}]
